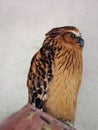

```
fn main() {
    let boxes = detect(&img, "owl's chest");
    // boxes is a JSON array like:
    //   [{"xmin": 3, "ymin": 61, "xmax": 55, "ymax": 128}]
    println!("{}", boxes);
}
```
[
  {"xmin": 54, "ymin": 52, "xmax": 82, "ymax": 78},
  {"xmin": 49, "ymin": 51, "xmax": 82, "ymax": 95},
  {"xmin": 44, "ymin": 53, "xmax": 82, "ymax": 119}
]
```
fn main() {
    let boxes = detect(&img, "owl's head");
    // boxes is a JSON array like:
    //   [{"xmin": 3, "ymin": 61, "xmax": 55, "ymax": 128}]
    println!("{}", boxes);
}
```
[{"xmin": 45, "ymin": 26, "xmax": 84, "ymax": 48}]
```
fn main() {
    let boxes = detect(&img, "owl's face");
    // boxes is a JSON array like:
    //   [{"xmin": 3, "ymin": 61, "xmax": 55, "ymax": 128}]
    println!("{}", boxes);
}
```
[
  {"xmin": 63, "ymin": 29, "xmax": 84, "ymax": 48},
  {"xmin": 46, "ymin": 26, "xmax": 84, "ymax": 48}
]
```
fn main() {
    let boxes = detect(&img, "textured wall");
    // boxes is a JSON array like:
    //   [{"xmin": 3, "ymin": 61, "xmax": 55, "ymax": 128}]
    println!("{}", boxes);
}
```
[{"xmin": 0, "ymin": 0, "xmax": 98, "ymax": 130}]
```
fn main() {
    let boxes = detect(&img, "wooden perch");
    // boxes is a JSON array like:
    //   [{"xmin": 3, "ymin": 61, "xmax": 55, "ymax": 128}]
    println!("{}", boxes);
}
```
[{"xmin": 0, "ymin": 103, "xmax": 76, "ymax": 130}]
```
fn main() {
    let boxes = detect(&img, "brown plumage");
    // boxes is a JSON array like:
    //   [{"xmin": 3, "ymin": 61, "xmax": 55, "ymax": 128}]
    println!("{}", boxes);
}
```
[{"xmin": 27, "ymin": 26, "xmax": 84, "ymax": 124}]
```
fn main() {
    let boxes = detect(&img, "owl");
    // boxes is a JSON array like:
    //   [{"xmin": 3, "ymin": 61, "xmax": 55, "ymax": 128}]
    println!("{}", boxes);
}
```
[{"xmin": 27, "ymin": 26, "xmax": 84, "ymax": 124}]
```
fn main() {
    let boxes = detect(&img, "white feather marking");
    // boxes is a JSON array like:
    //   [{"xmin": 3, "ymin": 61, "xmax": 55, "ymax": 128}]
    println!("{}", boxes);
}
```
[{"xmin": 70, "ymin": 30, "xmax": 81, "ymax": 37}]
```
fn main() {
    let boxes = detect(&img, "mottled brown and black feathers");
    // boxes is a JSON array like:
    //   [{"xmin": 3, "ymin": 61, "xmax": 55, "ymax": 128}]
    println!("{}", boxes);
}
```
[
  {"xmin": 27, "ymin": 26, "xmax": 84, "ymax": 124},
  {"xmin": 27, "ymin": 44, "xmax": 56, "ymax": 108}
]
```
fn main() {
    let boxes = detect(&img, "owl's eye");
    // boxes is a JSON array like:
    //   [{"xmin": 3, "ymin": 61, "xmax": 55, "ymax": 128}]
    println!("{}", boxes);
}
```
[{"xmin": 70, "ymin": 33, "xmax": 76, "ymax": 38}]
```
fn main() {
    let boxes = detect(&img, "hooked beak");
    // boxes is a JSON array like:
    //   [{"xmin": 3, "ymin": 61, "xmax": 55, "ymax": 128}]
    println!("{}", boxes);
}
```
[{"xmin": 77, "ymin": 37, "xmax": 84, "ymax": 48}]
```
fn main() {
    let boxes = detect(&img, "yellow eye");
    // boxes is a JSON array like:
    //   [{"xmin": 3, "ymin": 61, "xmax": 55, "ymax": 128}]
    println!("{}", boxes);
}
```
[{"xmin": 71, "ymin": 33, "xmax": 76, "ymax": 38}]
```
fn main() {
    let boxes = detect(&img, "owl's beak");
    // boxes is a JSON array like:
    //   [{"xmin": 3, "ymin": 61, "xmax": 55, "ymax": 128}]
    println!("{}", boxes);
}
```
[{"xmin": 77, "ymin": 37, "xmax": 84, "ymax": 47}]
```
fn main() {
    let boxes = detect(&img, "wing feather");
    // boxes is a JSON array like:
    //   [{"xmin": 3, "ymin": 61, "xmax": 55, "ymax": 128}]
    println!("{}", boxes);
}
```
[{"xmin": 27, "ymin": 44, "xmax": 55, "ymax": 109}]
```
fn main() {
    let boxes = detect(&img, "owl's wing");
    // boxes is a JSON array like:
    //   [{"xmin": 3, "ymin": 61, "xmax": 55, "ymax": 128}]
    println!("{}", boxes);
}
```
[{"xmin": 27, "ymin": 44, "xmax": 55, "ymax": 109}]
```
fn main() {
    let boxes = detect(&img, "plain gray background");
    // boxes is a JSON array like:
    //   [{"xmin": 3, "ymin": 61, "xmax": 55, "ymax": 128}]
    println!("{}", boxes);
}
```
[{"xmin": 0, "ymin": 0, "xmax": 98, "ymax": 130}]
